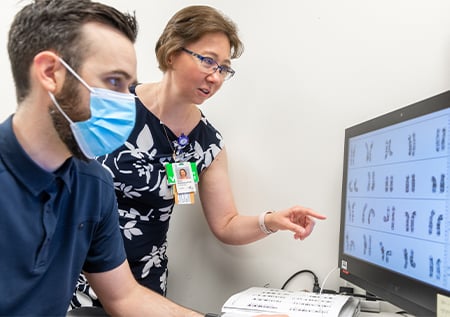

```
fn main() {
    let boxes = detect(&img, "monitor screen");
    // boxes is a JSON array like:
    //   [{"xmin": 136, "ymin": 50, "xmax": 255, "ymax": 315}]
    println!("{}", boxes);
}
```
[{"xmin": 338, "ymin": 90, "xmax": 450, "ymax": 316}]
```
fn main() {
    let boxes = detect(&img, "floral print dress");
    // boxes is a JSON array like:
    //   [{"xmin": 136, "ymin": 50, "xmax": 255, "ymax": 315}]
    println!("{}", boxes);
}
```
[{"xmin": 71, "ymin": 85, "xmax": 223, "ymax": 307}]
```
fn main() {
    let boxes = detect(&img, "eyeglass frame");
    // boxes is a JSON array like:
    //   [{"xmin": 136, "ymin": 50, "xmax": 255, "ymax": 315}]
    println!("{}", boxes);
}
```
[{"xmin": 181, "ymin": 47, "xmax": 235, "ymax": 80}]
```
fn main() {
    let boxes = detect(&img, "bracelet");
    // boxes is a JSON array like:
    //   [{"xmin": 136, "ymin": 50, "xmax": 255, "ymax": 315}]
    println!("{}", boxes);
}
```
[{"xmin": 259, "ymin": 210, "xmax": 276, "ymax": 235}]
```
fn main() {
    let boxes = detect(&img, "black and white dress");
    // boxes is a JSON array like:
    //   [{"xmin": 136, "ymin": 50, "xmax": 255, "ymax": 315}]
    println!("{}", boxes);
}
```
[{"xmin": 72, "ymin": 84, "xmax": 223, "ymax": 307}]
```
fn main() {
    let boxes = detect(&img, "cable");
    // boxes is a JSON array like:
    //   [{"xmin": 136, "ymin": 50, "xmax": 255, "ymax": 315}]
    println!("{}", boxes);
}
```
[
  {"xmin": 339, "ymin": 292, "xmax": 385, "ymax": 302},
  {"xmin": 318, "ymin": 266, "xmax": 339, "ymax": 296},
  {"xmin": 281, "ymin": 269, "xmax": 320, "ymax": 293},
  {"xmin": 283, "ymin": 267, "xmax": 388, "ymax": 317},
  {"xmin": 318, "ymin": 267, "xmax": 340, "ymax": 317}
]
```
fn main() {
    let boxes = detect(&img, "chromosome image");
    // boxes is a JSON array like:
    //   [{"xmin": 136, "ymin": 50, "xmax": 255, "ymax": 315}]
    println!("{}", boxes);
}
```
[{"xmin": 344, "ymin": 116, "xmax": 449, "ymax": 290}]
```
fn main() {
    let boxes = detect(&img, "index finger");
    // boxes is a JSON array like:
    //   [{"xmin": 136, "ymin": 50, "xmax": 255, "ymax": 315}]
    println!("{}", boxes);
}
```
[{"xmin": 293, "ymin": 206, "xmax": 327, "ymax": 220}]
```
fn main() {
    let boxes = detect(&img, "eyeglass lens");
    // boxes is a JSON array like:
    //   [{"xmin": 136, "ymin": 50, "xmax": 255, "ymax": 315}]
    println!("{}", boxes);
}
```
[
  {"xmin": 183, "ymin": 48, "xmax": 234, "ymax": 80},
  {"xmin": 200, "ymin": 59, "xmax": 233, "ymax": 80}
]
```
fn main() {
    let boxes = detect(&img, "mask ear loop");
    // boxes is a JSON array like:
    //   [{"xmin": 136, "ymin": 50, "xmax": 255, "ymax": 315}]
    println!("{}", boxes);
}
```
[
  {"xmin": 58, "ymin": 57, "xmax": 94, "ymax": 93},
  {"xmin": 49, "ymin": 58, "xmax": 93, "ymax": 125},
  {"xmin": 48, "ymin": 91, "xmax": 74, "ymax": 125}
]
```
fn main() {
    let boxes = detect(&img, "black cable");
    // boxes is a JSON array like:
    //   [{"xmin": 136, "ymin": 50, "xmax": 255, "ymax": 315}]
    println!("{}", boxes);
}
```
[
  {"xmin": 281, "ymin": 269, "xmax": 321, "ymax": 293},
  {"xmin": 282, "ymin": 270, "xmax": 386, "ymax": 301},
  {"xmin": 339, "ymin": 292, "xmax": 385, "ymax": 302}
]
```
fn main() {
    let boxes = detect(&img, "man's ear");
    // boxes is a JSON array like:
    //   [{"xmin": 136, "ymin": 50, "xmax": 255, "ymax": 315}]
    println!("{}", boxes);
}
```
[{"xmin": 32, "ymin": 51, "xmax": 65, "ymax": 94}]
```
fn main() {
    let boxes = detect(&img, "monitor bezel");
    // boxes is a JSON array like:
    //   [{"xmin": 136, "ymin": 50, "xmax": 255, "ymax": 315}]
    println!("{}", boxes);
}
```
[{"xmin": 338, "ymin": 90, "xmax": 450, "ymax": 316}]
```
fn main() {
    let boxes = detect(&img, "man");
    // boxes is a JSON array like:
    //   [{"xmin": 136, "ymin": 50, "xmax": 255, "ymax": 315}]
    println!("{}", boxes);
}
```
[{"xmin": 0, "ymin": 0, "xmax": 203, "ymax": 315}]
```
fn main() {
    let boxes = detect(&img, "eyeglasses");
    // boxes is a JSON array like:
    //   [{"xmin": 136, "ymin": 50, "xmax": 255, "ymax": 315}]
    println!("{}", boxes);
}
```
[{"xmin": 182, "ymin": 48, "xmax": 235, "ymax": 81}]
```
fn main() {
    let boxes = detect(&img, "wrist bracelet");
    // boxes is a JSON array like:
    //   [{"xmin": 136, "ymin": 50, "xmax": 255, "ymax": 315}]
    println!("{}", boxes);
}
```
[{"xmin": 259, "ymin": 210, "xmax": 276, "ymax": 235}]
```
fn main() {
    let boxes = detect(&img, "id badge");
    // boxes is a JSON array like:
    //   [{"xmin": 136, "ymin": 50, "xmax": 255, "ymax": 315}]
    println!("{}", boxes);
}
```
[{"xmin": 165, "ymin": 162, "xmax": 199, "ymax": 204}]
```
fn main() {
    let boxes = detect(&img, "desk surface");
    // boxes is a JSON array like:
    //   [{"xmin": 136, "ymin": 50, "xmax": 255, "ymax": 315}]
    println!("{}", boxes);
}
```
[{"xmin": 357, "ymin": 299, "xmax": 416, "ymax": 317}]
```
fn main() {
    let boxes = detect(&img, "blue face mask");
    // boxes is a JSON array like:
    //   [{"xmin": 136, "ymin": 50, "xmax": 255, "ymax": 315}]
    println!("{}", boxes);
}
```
[{"xmin": 49, "ymin": 58, "xmax": 136, "ymax": 159}]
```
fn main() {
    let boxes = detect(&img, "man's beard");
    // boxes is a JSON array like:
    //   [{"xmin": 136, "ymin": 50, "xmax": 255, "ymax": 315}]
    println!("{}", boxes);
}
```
[{"xmin": 49, "ymin": 76, "xmax": 90, "ymax": 161}]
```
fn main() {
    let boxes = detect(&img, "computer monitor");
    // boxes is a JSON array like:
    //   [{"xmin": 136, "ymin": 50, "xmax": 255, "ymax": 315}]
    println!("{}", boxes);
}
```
[{"xmin": 338, "ymin": 90, "xmax": 450, "ymax": 316}]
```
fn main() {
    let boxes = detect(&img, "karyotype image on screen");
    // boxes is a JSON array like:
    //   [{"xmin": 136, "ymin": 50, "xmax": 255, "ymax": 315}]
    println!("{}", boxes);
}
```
[{"xmin": 344, "ymin": 107, "xmax": 450, "ymax": 291}]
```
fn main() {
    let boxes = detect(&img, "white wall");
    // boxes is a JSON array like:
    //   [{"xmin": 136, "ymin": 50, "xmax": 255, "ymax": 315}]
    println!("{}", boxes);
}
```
[{"xmin": 1, "ymin": 0, "xmax": 449, "ymax": 314}]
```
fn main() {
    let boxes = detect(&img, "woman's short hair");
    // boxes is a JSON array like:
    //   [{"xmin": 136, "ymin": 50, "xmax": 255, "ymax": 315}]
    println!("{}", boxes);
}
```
[{"xmin": 155, "ymin": 5, "xmax": 244, "ymax": 72}]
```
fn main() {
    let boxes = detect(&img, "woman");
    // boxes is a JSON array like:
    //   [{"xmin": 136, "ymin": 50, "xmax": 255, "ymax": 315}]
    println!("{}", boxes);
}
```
[{"xmin": 72, "ymin": 5, "xmax": 325, "ymax": 306}]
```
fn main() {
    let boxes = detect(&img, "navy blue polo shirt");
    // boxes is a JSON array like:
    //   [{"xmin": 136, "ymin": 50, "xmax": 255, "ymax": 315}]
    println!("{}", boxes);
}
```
[{"xmin": 0, "ymin": 115, "xmax": 126, "ymax": 316}]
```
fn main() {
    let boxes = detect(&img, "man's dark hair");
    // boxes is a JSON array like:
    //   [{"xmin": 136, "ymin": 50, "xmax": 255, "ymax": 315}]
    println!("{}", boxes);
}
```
[{"xmin": 8, "ymin": 0, "xmax": 138, "ymax": 103}]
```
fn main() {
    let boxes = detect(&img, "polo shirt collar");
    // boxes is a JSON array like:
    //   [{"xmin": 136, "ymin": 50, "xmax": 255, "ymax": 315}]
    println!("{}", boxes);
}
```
[{"xmin": 0, "ymin": 115, "xmax": 73, "ymax": 196}]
